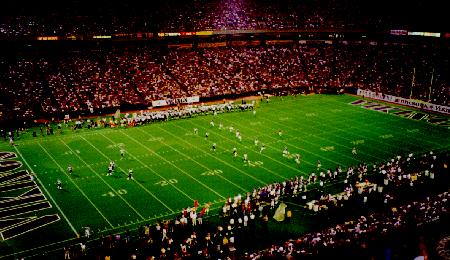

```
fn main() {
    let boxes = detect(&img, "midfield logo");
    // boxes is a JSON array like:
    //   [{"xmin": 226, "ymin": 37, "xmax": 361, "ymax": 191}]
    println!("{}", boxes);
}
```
[{"xmin": 0, "ymin": 152, "xmax": 60, "ymax": 240}]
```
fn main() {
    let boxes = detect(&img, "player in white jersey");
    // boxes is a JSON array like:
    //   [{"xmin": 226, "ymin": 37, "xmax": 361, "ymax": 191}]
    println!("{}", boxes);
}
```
[
  {"xmin": 232, "ymin": 147, "xmax": 238, "ymax": 157},
  {"xmin": 260, "ymin": 144, "xmax": 266, "ymax": 153},
  {"xmin": 127, "ymin": 169, "xmax": 134, "ymax": 180},
  {"xmin": 283, "ymin": 146, "xmax": 289, "ymax": 157},
  {"xmin": 210, "ymin": 120, "xmax": 215, "ymax": 127},
  {"xmin": 212, "ymin": 143, "xmax": 216, "ymax": 152},
  {"xmin": 219, "ymin": 123, "xmax": 223, "ymax": 130},
  {"xmin": 194, "ymin": 128, "xmax": 198, "ymax": 135},
  {"xmin": 56, "ymin": 179, "xmax": 62, "ymax": 190},
  {"xmin": 205, "ymin": 132, "xmax": 209, "ymax": 140},
  {"xmin": 67, "ymin": 165, "xmax": 73, "ymax": 174},
  {"xmin": 109, "ymin": 161, "xmax": 116, "ymax": 171},
  {"xmin": 352, "ymin": 147, "xmax": 357, "ymax": 155},
  {"xmin": 295, "ymin": 154, "xmax": 301, "ymax": 166},
  {"xmin": 243, "ymin": 153, "xmax": 248, "ymax": 163},
  {"xmin": 107, "ymin": 165, "xmax": 113, "ymax": 176},
  {"xmin": 254, "ymin": 138, "xmax": 259, "ymax": 146},
  {"xmin": 120, "ymin": 148, "xmax": 125, "ymax": 159}
]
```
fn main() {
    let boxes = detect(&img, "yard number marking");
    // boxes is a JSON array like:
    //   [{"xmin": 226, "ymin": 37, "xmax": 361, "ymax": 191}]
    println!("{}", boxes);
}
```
[
  {"xmin": 155, "ymin": 179, "xmax": 178, "ymax": 186},
  {"xmin": 201, "ymin": 169, "xmax": 223, "ymax": 176},
  {"xmin": 320, "ymin": 146, "xmax": 335, "ymax": 152},
  {"xmin": 351, "ymin": 140, "xmax": 365, "ymax": 145},
  {"xmin": 247, "ymin": 161, "xmax": 263, "ymax": 167},
  {"xmin": 102, "ymin": 189, "xmax": 128, "ymax": 197}
]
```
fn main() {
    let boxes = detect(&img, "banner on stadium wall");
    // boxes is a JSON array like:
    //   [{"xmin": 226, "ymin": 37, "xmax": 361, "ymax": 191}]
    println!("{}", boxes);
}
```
[
  {"xmin": 198, "ymin": 42, "xmax": 226, "ymax": 48},
  {"xmin": 266, "ymin": 40, "xmax": 294, "ymax": 45},
  {"xmin": 152, "ymin": 96, "xmax": 200, "ymax": 107},
  {"xmin": 357, "ymin": 89, "xmax": 450, "ymax": 114}
]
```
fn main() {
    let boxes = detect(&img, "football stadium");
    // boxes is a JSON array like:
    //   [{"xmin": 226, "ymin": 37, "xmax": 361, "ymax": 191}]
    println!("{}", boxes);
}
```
[{"xmin": 0, "ymin": 0, "xmax": 449, "ymax": 259}]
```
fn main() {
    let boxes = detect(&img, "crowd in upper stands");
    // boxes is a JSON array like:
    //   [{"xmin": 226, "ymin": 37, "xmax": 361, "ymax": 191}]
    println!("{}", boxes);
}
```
[
  {"xmin": 0, "ymin": 42, "xmax": 448, "ymax": 121},
  {"xmin": 1, "ymin": 0, "xmax": 445, "ymax": 38}
]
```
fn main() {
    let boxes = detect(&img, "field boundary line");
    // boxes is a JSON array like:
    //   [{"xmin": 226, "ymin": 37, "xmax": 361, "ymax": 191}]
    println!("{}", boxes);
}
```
[
  {"xmin": 296, "ymin": 99, "xmax": 444, "ymax": 148},
  {"xmin": 12, "ymin": 146, "xmax": 77, "ymax": 235},
  {"xmin": 58, "ymin": 138, "xmax": 145, "ymax": 220},
  {"xmin": 37, "ymin": 142, "xmax": 114, "ymax": 227}
]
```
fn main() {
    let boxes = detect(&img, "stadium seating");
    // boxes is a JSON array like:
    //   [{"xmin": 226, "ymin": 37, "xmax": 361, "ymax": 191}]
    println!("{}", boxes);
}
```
[{"xmin": 1, "ymin": 42, "xmax": 447, "ymax": 122}]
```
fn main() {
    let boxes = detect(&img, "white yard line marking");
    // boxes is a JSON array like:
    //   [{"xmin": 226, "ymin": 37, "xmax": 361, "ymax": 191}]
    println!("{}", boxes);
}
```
[
  {"xmin": 254, "ymin": 112, "xmax": 383, "ymax": 162},
  {"xmin": 90, "ymin": 134, "xmax": 175, "ymax": 213},
  {"xmin": 58, "ymin": 138, "xmax": 145, "ymax": 220},
  {"xmin": 179, "ymin": 120, "xmax": 307, "ymax": 180},
  {"xmin": 136, "ymin": 127, "xmax": 248, "ymax": 193},
  {"xmin": 120, "ymin": 129, "xmax": 225, "ymax": 200},
  {"xmin": 37, "ymin": 142, "xmax": 114, "ymax": 227},
  {"xmin": 150, "ymin": 124, "xmax": 269, "ymax": 186}
]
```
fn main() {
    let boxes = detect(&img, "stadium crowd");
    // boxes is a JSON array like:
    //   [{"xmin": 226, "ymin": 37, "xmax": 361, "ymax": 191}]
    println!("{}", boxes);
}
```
[
  {"xmin": 2, "ymin": 0, "xmax": 442, "ymax": 38},
  {"xmin": 60, "ymin": 150, "xmax": 448, "ymax": 259},
  {"xmin": 1, "ymin": 42, "xmax": 448, "ymax": 122}
]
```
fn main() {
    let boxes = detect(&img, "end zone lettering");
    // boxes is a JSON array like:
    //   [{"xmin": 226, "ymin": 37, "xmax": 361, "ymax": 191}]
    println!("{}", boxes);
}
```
[{"xmin": 0, "ymin": 151, "xmax": 60, "ymax": 240}]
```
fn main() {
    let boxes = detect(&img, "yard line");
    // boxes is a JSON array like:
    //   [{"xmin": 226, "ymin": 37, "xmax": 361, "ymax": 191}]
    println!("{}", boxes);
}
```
[
  {"xmin": 15, "ymin": 129, "xmax": 118, "ymax": 147},
  {"xmin": 146, "ymin": 125, "xmax": 267, "ymax": 186},
  {"xmin": 0, "ymin": 202, "xmax": 227, "ymax": 260},
  {"xmin": 294, "ymin": 98, "xmax": 444, "ymax": 149},
  {"xmin": 134, "ymin": 128, "xmax": 248, "ymax": 193},
  {"xmin": 13, "ymin": 146, "xmax": 78, "ymax": 235},
  {"xmin": 209, "ymin": 115, "xmax": 344, "ymax": 167},
  {"xmin": 178, "ymin": 120, "xmax": 308, "ymax": 179},
  {"xmin": 316, "ymin": 98, "xmax": 446, "ymax": 147},
  {"xmin": 264, "ymin": 105, "xmax": 387, "ymax": 160},
  {"xmin": 275, "ymin": 102, "xmax": 428, "ymax": 154},
  {"xmin": 254, "ymin": 110, "xmax": 385, "ymax": 162},
  {"xmin": 331, "ymin": 98, "xmax": 448, "ymax": 146},
  {"xmin": 37, "ymin": 142, "xmax": 114, "ymax": 227},
  {"xmin": 58, "ymin": 138, "xmax": 145, "ymax": 220},
  {"xmin": 80, "ymin": 135, "xmax": 175, "ymax": 213},
  {"xmin": 119, "ymin": 129, "xmax": 225, "ymax": 200},
  {"xmin": 258, "ymin": 103, "xmax": 388, "ymax": 157},
  {"xmin": 113, "ymin": 130, "xmax": 195, "ymax": 202}
]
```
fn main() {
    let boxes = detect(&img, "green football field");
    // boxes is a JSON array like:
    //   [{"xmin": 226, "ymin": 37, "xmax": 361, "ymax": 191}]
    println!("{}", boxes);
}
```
[{"xmin": 0, "ymin": 94, "xmax": 449, "ymax": 258}]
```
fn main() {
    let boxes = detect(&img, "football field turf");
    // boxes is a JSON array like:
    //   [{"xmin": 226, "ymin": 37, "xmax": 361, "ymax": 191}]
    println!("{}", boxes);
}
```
[{"xmin": 0, "ymin": 94, "xmax": 449, "ymax": 258}]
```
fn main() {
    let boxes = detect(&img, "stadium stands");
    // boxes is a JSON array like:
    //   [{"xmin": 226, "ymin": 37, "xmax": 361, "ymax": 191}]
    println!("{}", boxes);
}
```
[
  {"xmin": 1, "ymin": 42, "xmax": 448, "ymax": 122},
  {"xmin": 0, "ymin": 0, "xmax": 446, "ymax": 37},
  {"xmin": 0, "ymin": 1, "xmax": 448, "ymax": 259}
]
